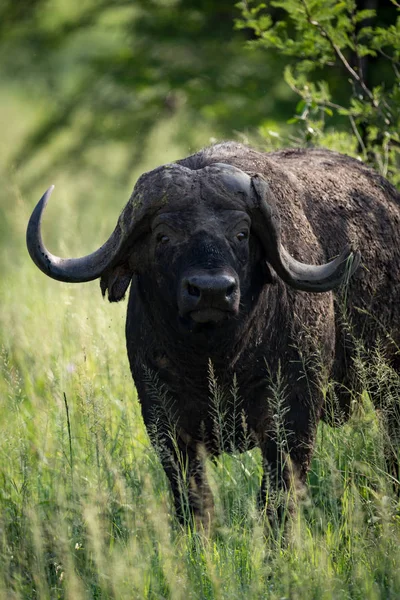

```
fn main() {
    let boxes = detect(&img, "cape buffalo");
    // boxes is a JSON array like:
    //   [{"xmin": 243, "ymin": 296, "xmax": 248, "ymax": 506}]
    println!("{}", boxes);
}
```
[{"xmin": 27, "ymin": 142, "xmax": 400, "ymax": 528}]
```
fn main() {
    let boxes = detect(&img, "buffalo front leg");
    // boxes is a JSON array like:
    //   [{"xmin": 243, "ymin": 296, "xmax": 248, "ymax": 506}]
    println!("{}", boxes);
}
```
[
  {"xmin": 157, "ymin": 438, "xmax": 215, "ymax": 529},
  {"xmin": 258, "ymin": 398, "xmax": 319, "ymax": 533}
]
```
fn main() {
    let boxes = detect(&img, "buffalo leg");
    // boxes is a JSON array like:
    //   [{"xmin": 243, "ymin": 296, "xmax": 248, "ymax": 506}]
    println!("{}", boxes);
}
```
[
  {"xmin": 258, "ymin": 438, "xmax": 288, "ymax": 531},
  {"xmin": 258, "ymin": 398, "xmax": 319, "ymax": 532},
  {"xmin": 156, "ymin": 438, "xmax": 214, "ymax": 529}
]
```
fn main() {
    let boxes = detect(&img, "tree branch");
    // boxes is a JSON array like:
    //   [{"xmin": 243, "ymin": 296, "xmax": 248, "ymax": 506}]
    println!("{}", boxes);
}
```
[{"xmin": 299, "ymin": 0, "xmax": 377, "ymax": 106}]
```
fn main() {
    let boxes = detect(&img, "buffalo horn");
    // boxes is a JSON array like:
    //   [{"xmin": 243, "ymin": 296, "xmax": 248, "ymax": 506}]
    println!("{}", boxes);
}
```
[
  {"xmin": 26, "ymin": 186, "xmax": 127, "ymax": 283},
  {"xmin": 250, "ymin": 174, "xmax": 360, "ymax": 292}
]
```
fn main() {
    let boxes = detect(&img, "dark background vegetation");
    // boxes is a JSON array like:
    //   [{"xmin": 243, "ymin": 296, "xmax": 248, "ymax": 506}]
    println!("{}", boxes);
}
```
[{"xmin": 1, "ymin": 0, "xmax": 398, "ymax": 185}]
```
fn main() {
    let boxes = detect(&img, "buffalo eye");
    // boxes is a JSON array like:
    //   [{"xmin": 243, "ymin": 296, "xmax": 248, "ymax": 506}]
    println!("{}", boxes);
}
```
[
  {"xmin": 157, "ymin": 233, "xmax": 170, "ymax": 245},
  {"xmin": 236, "ymin": 231, "xmax": 248, "ymax": 242}
]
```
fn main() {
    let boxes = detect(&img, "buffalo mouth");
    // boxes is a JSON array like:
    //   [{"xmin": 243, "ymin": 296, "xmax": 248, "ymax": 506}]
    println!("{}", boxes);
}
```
[{"xmin": 189, "ymin": 307, "xmax": 234, "ymax": 324}]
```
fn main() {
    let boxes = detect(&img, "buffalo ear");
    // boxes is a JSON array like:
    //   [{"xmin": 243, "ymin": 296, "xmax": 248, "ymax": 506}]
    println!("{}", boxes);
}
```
[{"xmin": 100, "ymin": 264, "xmax": 133, "ymax": 302}]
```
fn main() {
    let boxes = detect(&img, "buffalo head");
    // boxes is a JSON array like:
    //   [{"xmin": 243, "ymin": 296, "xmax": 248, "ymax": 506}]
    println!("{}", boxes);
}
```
[{"xmin": 26, "ymin": 162, "xmax": 359, "ymax": 334}]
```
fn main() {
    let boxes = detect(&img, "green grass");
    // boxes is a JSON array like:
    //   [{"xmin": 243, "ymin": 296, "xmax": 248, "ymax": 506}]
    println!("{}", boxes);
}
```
[{"xmin": 0, "ymin": 87, "xmax": 399, "ymax": 600}]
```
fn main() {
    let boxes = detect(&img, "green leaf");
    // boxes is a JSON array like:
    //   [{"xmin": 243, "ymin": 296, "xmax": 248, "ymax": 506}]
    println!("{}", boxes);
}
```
[
  {"xmin": 295, "ymin": 99, "xmax": 306, "ymax": 114},
  {"xmin": 352, "ymin": 9, "xmax": 377, "ymax": 23}
]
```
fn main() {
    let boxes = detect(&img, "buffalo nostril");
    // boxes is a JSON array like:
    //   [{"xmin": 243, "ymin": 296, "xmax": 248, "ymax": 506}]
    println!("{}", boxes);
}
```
[
  {"xmin": 226, "ymin": 284, "xmax": 236, "ymax": 298},
  {"xmin": 187, "ymin": 283, "xmax": 201, "ymax": 297}
]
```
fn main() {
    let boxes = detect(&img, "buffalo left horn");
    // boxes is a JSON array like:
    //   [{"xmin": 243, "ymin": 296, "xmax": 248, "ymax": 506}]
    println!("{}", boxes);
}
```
[{"xmin": 250, "ymin": 174, "xmax": 361, "ymax": 292}]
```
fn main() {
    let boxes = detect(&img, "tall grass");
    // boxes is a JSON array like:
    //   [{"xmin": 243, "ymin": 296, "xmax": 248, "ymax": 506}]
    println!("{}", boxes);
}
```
[{"xmin": 0, "ymin": 89, "xmax": 399, "ymax": 600}]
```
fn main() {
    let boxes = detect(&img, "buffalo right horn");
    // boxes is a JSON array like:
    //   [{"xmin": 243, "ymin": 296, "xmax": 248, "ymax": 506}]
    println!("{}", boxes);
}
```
[
  {"xmin": 26, "ymin": 165, "xmax": 189, "ymax": 287},
  {"xmin": 26, "ymin": 186, "xmax": 131, "ymax": 283}
]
